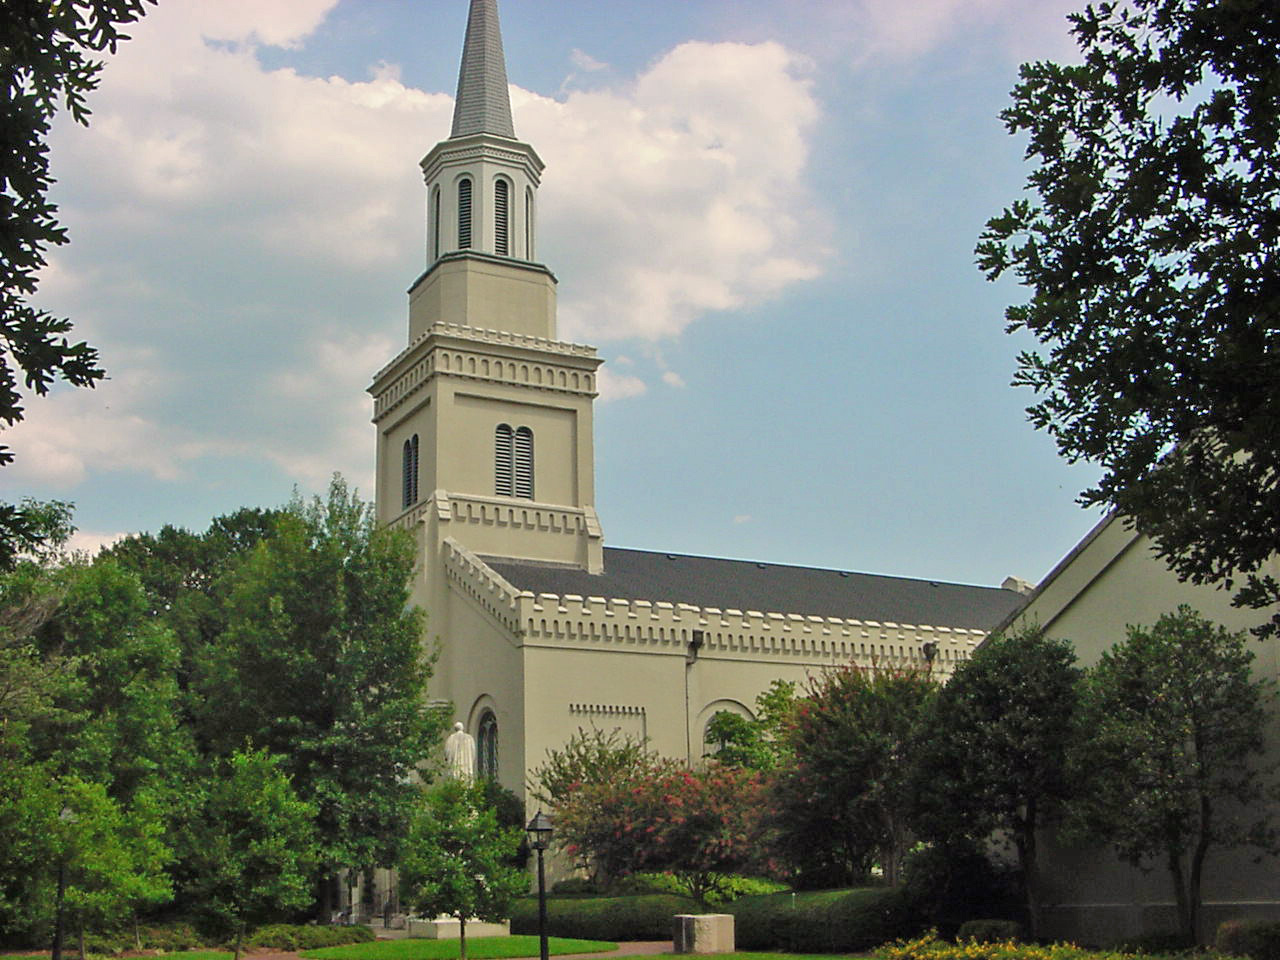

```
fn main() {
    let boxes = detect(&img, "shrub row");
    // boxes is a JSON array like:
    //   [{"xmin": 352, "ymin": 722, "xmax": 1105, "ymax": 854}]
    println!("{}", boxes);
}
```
[
  {"xmin": 1217, "ymin": 919, "xmax": 1280, "ymax": 960},
  {"xmin": 723, "ymin": 886, "xmax": 917, "ymax": 953},
  {"xmin": 248, "ymin": 924, "xmax": 376, "ymax": 950},
  {"xmin": 957, "ymin": 919, "xmax": 1025, "ymax": 943},
  {"xmin": 509, "ymin": 894, "xmax": 700, "ymax": 940}
]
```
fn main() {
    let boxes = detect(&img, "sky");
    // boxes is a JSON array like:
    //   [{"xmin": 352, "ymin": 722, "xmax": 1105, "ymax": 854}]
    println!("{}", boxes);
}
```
[{"xmin": 5, "ymin": 0, "xmax": 1113, "ymax": 590}]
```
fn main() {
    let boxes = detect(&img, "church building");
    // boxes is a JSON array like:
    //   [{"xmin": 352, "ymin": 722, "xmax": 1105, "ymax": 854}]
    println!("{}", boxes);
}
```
[{"xmin": 368, "ymin": 0, "xmax": 1026, "ymax": 799}]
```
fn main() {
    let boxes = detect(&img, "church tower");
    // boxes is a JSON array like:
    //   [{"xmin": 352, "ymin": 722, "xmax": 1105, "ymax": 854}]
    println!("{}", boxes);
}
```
[{"xmin": 369, "ymin": 0, "xmax": 604, "ymax": 574}]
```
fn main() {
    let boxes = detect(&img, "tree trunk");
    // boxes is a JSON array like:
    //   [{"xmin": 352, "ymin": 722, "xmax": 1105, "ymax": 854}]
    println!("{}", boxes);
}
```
[
  {"xmin": 1188, "ymin": 796, "xmax": 1214, "ymax": 944},
  {"xmin": 320, "ymin": 874, "xmax": 334, "ymax": 923},
  {"xmin": 1015, "ymin": 805, "xmax": 1041, "ymax": 939},
  {"xmin": 52, "ymin": 862, "xmax": 65, "ymax": 960},
  {"xmin": 1167, "ymin": 846, "xmax": 1191, "ymax": 943},
  {"xmin": 135, "ymin": 914, "xmax": 142, "ymax": 952},
  {"xmin": 77, "ymin": 917, "xmax": 86, "ymax": 960},
  {"xmin": 458, "ymin": 914, "xmax": 467, "ymax": 960},
  {"xmin": 234, "ymin": 920, "xmax": 245, "ymax": 960}
]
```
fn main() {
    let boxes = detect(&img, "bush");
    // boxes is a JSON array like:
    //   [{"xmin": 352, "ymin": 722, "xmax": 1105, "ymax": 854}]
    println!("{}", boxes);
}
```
[
  {"xmin": 1217, "ymin": 919, "xmax": 1280, "ymax": 960},
  {"xmin": 510, "ymin": 894, "xmax": 700, "ymax": 940},
  {"xmin": 901, "ymin": 842, "xmax": 1022, "ymax": 939},
  {"xmin": 1117, "ymin": 931, "xmax": 1196, "ymax": 954},
  {"xmin": 957, "ymin": 919, "xmax": 1024, "ymax": 943},
  {"xmin": 550, "ymin": 877, "xmax": 598, "ymax": 896},
  {"xmin": 603, "ymin": 872, "xmax": 786, "ymax": 903},
  {"xmin": 140, "ymin": 922, "xmax": 204, "ymax": 951},
  {"xmin": 248, "ymin": 924, "xmax": 376, "ymax": 950},
  {"xmin": 725, "ymin": 886, "xmax": 916, "ymax": 953}
]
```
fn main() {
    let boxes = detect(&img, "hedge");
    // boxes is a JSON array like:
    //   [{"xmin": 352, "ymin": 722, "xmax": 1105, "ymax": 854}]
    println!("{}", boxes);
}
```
[
  {"xmin": 956, "ymin": 919, "xmax": 1024, "ymax": 943},
  {"xmin": 1217, "ymin": 919, "xmax": 1280, "ymax": 960},
  {"xmin": 248, "ymin": 924, "xmax": 376, "ymax": 950},
  {"xmin": 723, "ymin": 886, "xmax": 916, "ymax": 953},
  {"xmin": 509, "ymin": 894, "xmax": 700, "ymax": 940}
]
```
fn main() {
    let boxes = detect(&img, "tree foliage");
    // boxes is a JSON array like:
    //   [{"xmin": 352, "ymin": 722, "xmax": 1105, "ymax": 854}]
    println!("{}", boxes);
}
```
[
  {"xmin": 399, "ymin": 780, "xmax": 526, "ymax": 960},
  {"xmin": 185, "ymin": 748, "xmax": 318, "ymax": 959},
  {"xmin": 778, "ymin": 665, "xmax": 935, "ymax": 888},
  {"xmin": 0, "ymin": 0, "xmax": 154, "ymax": 566},
  {"xmin": 1074, "ymin": 606, "xmax": 1278, "ymax": 941},
  {"xmin": 977, "ymin": 0, "xmax": 1280, "ymax": 633},
  {"xmin": 194, "ymin": 478, "xmax": 442, "ymax": 908},
  {"xmin": 703, "ymin": 679, "xmax": 796, "ymax": 771},
  {"xmin": 528, "ymin": 726, "xmax": 654, "ymax": 809},
  {"xmin": 909, "ymin": 628, "xmax": 1080, "ymax": 936}
]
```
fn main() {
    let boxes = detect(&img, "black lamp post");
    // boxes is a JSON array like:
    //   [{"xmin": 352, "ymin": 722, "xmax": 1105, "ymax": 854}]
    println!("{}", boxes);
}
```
[{"xmin": 525, "ymin": 811, "xmax": 553, "ymax": 960}]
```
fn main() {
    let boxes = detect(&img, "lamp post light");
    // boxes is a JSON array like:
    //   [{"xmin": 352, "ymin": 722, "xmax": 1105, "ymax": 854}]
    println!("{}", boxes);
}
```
[{"xmin": 525, "ymin": 811, "xmax": 553, "ymax": 960}]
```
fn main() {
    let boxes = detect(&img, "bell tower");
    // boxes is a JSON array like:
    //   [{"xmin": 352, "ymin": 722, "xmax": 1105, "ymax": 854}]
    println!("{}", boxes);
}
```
[{"xmin": 370, "ymin": 0, "xmax": 604, "ymax": 573}]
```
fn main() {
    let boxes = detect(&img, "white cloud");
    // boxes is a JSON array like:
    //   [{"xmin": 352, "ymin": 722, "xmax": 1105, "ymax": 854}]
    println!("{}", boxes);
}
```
[
  {"xmin": 733, "ymin": 514, "xmax": 752, "ymax": 525},
  {"xmin": 662, "ymin": 371, "xmax": 686, "ymax": 389},
  {"xmin": 596, "ymin": 368, "xmax": 648, "ymax": 403},
  {"xmin": 67, "ymin": 529, "xmax": 129, "ymax": 557},
  {"xmin": 569, "ymin": 49, "xmax": 608, "ymax": 73},
  {"xmin": 518, "ymin": 40, "xmax": 826, "ymax": 342}
]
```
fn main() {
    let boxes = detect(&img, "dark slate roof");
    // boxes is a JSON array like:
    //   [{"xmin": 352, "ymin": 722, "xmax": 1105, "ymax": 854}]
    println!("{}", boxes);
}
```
[
  {"xmin": 451, "ymin": 0, "xmax": 516, "ymax": 139},
  {"xmin": 483, "ymin": 548, "xmax": 1024, "ymax": 631}
]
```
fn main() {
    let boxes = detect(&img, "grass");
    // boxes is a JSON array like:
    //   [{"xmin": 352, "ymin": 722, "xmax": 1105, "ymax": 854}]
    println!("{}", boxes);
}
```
[
  {"xmin": 0, "ymin": 954, "xmax": 233, "ymax": 960},
  {"xmin": 301, "ymin": 937, "xmax": 617, "ymax": 960}
]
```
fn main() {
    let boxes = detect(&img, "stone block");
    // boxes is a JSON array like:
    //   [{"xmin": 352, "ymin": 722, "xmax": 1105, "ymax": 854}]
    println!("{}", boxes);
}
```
[
  {"xmin": 406, "ymin": 917, "xmax": 510, "ymax": 939},
  {"xmin": 672, "ymin": 914, "xmax": 735, "ymax": 954}
]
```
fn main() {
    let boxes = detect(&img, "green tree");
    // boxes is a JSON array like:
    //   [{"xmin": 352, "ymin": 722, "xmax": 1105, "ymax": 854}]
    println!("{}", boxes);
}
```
[
  {"xmin": 779, "ymin": 664, "xmax": 935, "ymax": 888},
  {"xmin": 528, "ymin": 726, "xmax": 654, "ymax": 809},
  {"xmin": 186, "ymin": 748, "xmax": 318, "ymax": 959},
  {"xmin": 909, "ymin": 628, "xmax": 1080, "ymax": 936},
  {"xmin": 1074, "ymin": 606, "xmax": 1278, "ymax": 942},
  {"xmin": 976, "ymin": 0, "xmax": 1280, "ymax": 635},
  {"xmin": 399, "ymin": 780, "xmax": 526, "ymax": 960},
  {"xmin": 196, "ymin": 477, "xmax": 442, "ymax": 915},
  {"xmin": 0, "ymin": 1, "xmax": 154, "ymax": 566},
  {"xmin": 703, "ymin": 679, "xmax": 796, "ymax": 771}
]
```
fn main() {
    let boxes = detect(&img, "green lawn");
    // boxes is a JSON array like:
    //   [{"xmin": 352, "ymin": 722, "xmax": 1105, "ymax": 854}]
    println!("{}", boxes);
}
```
[
  {"xmin": 301, "ymin": 937, "xmax": 617, "ymax": 960},
  {"xmin": 0, "ymin": 954, "xmax": 233, "ymax": 960}
]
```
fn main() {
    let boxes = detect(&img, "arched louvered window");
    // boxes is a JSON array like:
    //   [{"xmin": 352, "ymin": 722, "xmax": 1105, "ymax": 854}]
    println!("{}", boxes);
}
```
[
  {"xmin": 525, "ymin": 187, "xmax": 534, "ymax": 259},
  {"xmin": 431, "ymin": 186, "xmax": 441, "ymax": 261},
  {"xmin": 513, "ymin": 426, "xmax": 533, "ymax": 500},
  {"xmin": 401, "ymin": 434, "xmax": 419, "ymax": 509},
  {"xmin": 457, "ymin": 177, "xmax": 472, "ymax": 249},
  {"xmin": 477, "ymin": 711, "xmax": 498, "ymax": 780},
  {"xmin": 494, "ymin": 424, "xmax": 513, "ymax": 496},
  {"xmin": 494, "ymin": 178, "xmax": 509, "ymax": 256}
]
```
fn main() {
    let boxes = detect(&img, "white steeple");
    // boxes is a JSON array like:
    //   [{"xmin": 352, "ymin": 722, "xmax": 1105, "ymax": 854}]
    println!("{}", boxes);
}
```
[{"xmin": 420, "ymin": 0, "xmax": 543, "ymax": 272}]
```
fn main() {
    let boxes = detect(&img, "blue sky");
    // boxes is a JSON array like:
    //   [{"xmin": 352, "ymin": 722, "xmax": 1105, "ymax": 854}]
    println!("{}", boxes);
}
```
[{"xmin": 7, "ymin": 0, "xmax": 1113, "ymax": 589}]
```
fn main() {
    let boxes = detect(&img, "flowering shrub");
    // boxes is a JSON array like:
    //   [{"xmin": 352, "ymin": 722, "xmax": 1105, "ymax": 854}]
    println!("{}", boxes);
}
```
[{"xmin": 876, "ymin": 932, "xmax": 1233, "ymax": 960}]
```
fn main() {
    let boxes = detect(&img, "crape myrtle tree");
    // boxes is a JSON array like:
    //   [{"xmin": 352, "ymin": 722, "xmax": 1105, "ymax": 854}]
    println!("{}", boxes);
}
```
[
  {"xmin": 0, "ymin": 0, "xmax": 154, "ymax": 566},
  {"xmin": 1073, "ymin": 607, "xmax": 1279, "ymax": 942},
  {"xmin": 196, "ymin": 477, "xmax": 444, "ymax": 917},
  {"xmin": 909, "ymin": 628, "xmax": 1080, "ymax": 937},
  {"xmin": 779, "ymin": 664, "xmax": 936, "ymax": 888},
  {"xmin": 399, "ymin": 780, "xmax": 526, "ymax": 960},
  {"xmin": 976, "ymin": 0, "xmax": 1280, "ymax": 635}
]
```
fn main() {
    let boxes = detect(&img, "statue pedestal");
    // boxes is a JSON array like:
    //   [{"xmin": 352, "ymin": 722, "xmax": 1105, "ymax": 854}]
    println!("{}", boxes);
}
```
[{"xmin": 406, "ymin": 917, "xmax": 510, "ymax": 939}]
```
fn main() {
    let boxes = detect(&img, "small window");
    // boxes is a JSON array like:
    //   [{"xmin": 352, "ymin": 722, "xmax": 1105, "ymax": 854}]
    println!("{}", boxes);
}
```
[
  {"xmin": 494, "ymin": 178, "xmax": 509, "ymax": 256},
  {"xmin": 514, "ymin": 426, "xmax": 533, "ymax": 500},
  {"xmin": 525, "ymin": 187, "xmax": 534, "ymax": 259},
  {"xmin": 458, "ymin": 178, "xmax": 472, "ymax": 249},
  {"xmin": 401, "ymin": 434, "xmax": 419, "ymax": 509},
  {"xmin": 494, "ymin": 424, "xmax": 513, "ymax": 496},
  {"xmin": 477, "ymin": 711, "xmax": 498, "ymax": 780},
  {"xmin": 431, "ymin": 186, "xmax": 441, "ymax": 261}
]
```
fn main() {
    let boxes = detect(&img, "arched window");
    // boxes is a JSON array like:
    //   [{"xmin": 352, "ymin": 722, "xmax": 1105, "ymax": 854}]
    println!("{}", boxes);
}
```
[
  {"xmin": 525, "ymin": 187, "xmax": 534, "ymax": 259},
  {"xmin": 477, "ymin": 711, "xmax": 498, "ymax": 780},
  {"xmin": 513, "ymin": 426, "xmax": 533, "ymax": 499},
  {"xmin": 494, "ymin": 178, "xmax": 509, "ymax": 256},
  {"xmin": 457, "ymin": 177, "xmax": 472, "ymax": 249},
  {"xmin": 401, "ymin": 434, "xmax": 419, "ymax": 509},
  {"xmin": 431, "ymin": 186, "xmax": 441, "ymax": 261},
  {"xmin": 494, "ymin": 424, "xmax": 513, "ymax": 496}
]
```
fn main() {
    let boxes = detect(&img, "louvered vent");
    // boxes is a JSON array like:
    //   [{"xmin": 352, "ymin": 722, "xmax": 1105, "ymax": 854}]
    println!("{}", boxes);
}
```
[
  {"xmin": 431, "ymin": 187, "xmax": 441, "ymax": 261},
  {"xmin": 494, "ymin": 424, "xmax": 513, "ymax": 496},
  {"xmin": 514, "ymin": 426, "xmax": 534, "ymax": 499},
  {"xmin": 494, "ymin": 178, "xmax": 509, "ymax": 256},
  {"xmin": 458, "ymin": 178, "xmax": 473, "ymax": 249},
  {"xmin": 401, "ymin": 434, "xmax": 420, "ymax": 509}
]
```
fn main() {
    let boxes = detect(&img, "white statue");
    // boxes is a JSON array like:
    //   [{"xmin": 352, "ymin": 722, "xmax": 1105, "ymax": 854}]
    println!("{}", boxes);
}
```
[{"xmin": 444, "ymin": 722, "xmax": 476, "ymax": 783}]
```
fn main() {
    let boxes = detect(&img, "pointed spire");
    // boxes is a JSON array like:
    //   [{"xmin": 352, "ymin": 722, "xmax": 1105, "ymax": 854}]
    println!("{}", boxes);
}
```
[{"xmin": 451, "ymin": 0, "xmax": 516, "ymax": 139}]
